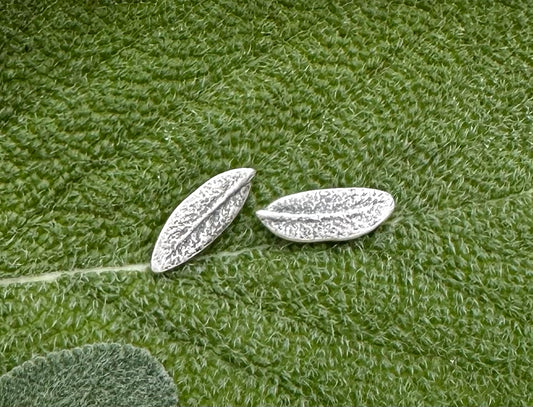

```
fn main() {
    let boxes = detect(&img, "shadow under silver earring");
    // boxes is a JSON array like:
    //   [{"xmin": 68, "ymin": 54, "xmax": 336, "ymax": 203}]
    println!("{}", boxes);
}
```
[
  {"xmin": 256, "ymin": 187, "xmax": 395, "ymax": 243},
  {"xmin": 151, "ymin": 168, "xmax": 255, "ymax": 273}
]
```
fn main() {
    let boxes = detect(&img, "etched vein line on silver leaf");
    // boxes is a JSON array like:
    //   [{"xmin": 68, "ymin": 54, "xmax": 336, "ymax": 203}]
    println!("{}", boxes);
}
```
[
  {"xmin": 165, "ymin": 172, "xmax": 253, "ymax": 248},
  {"xmin": 151, "ymin": 168, "xmax": 255, "ymax": 273}
]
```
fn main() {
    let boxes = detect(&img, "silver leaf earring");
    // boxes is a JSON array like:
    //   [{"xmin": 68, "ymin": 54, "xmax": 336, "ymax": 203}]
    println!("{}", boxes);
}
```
[
  {"xmin": 256, "ymin": 188, "xmax": 395, "ymax": 242},
  {"xmin": 151, "ymin": 168, "xmax": 255, "ymax": 273}
]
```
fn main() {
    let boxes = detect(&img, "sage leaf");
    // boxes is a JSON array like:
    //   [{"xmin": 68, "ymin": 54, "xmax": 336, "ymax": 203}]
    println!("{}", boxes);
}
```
[
  {"xmin": 151, "ymin": 168, "xmax": 255, "ymax": 272},
  {"xmin": 0, "ymin": 343, "xmax": 178, "ymax": 407},
  {"xmin": 256, "ymin": 188, "xmax": 395, "ymax": 242}
]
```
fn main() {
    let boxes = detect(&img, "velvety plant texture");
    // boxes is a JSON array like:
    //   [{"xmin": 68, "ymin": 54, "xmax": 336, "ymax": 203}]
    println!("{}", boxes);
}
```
[{"xmin": 1, "ymin": 0, "xmax": 532, "ymax": 405}]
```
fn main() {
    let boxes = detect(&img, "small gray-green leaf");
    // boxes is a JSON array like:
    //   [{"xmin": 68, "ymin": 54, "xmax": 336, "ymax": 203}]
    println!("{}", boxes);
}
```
[
  {"xmin": 151, "ymin": 168, "xmax": 255, "ymax": 272},
  {"xmin": 256, "ymin": 188, "xmax": 395, "ymax": 242},
  {"xmin": 0, "ymin": 343, "xmax": 178, "ymax": 407}
]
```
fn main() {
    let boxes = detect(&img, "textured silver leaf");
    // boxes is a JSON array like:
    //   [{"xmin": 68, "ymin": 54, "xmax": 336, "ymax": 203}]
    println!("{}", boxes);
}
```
[
  {"xmin": 256, "ymin": 188, "xmax": 395, "ymax": 242},
  {"xmin": 151, "ymin": 168, "xmax": 255, "ymax": 273}
]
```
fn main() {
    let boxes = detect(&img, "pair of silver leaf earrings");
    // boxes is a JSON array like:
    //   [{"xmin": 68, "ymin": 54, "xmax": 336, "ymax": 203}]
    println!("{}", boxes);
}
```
[{"xmin": 151, "ymin": 168, "xmax": 395, "ymax": 273}]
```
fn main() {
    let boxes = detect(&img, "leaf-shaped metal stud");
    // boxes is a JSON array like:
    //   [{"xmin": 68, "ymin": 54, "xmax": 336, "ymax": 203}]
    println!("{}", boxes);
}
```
[
  {"xmin": 256, "ymin": 188, "xmax": 394, "ymax": 243},
  {"xmin": 151, "ymin": 168, "xmax": 255, "ymax": 273}
]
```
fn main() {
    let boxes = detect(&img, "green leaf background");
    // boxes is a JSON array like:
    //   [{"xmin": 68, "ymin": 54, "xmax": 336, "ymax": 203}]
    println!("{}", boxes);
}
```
[{"xmin": 1, "ymin": 0, "xmax": 532, "ymax": 405}]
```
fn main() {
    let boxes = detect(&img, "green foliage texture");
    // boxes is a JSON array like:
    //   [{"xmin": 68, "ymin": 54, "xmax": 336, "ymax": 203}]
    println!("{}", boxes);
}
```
[
  {"xmin": 1, "ymin": 0, "xmax": 532, "ymax": 405},
  {"xmin": 0, "ymin": 343, "xmax": 178, "ymax": 407}
]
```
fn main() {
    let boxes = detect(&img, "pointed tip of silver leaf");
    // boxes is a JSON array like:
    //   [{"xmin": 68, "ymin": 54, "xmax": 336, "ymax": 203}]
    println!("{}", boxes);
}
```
[
  {"xmin": 255, "ymin": 209, "xmax": 269, "ymax": 220},
  {"xmin": 150, "ymin": 258, "xmax": 165, "ymax": 273},
  {"xmin": 232, "ymin": 167, "xmax": 256, "ymax": 183}
]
